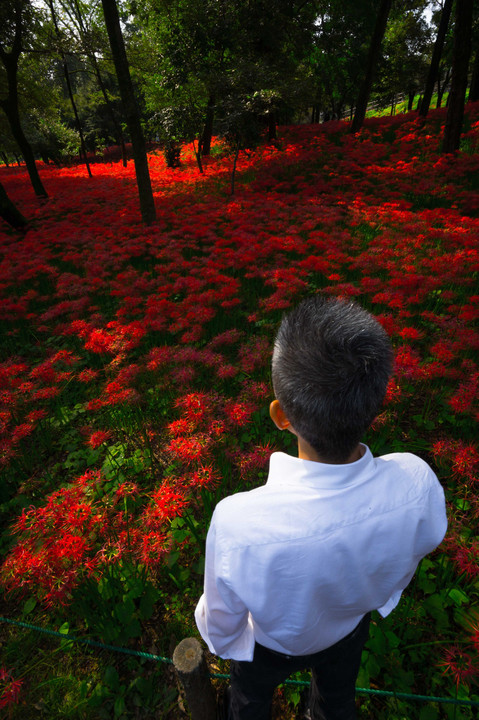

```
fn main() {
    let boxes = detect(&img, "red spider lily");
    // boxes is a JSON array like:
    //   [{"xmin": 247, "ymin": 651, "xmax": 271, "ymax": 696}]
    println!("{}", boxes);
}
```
[
  {"xmin": 167, "ymin": 418, "xmax": 195, "ymax": 436},
  {"xmin": 171, "ymin": 365, "xmax": 196, "ymax": 384},
  {"xmin": 216, "ymin": 363, "xmax": 238, "ymax": 380},
  {"xmin": 207, "ymin": 419, "xmax": 226, "ymax": 438},
  {"xmin": 142, "ymin": 482, "xmax": 187, "ymax": 529},
  {"xmin": 84, "ymin": 321, "xmax": 146, "ymax": 355},
  {"xmin": 166, "ymin": 434, "xmax": 212, "ymax": 463},
  {"xmin": 393, "ymin": 346, "xmax": 426, "ymax": 381},
  {"xmin": 398, "ymin": 326, "xmax": 424, "ymax": 341},
  {"xmin": 77, "ymin": 368, "xmax": 99, "ymax": 383},
  {"xmin": 432, "ymin": 440, "xmax": 479, "ymax": 484},
  {"xmin": 0, "ymin": 668, "xmax": 23, "ymax": 711},
  {"xmin": 188, "ymin": 464, "xmax": 220, "ymax": 489},
  {"xmin": 237, "ymin": 443, "xmax": 276, "ymax": 479},
  {"xmin": 11, "ymin": 423, "xmax": 34, "ymax": 445},
  {"xmin": 238, "ymin": 338, "xmax": 271, "ymax": 374},
  {"xmin": 208, "ymin": 329, "xmax": 245, "ymax": 348},
  {"xmin": 87, "ymin": 430, "xmax": 112, "ymax": 449},
  {"xmin": 139, "ymin": 531, "xmax": 168, "ymax": 566},
  {"xmin": 1, "ymin": 471, "xmax": 107, "ymax": 605},
  {"xmin": 448, "ymin": 368, "xmax": 479, "ymax": 416},
  {"xmin": 451, "ymin": 541, "xmax": 479, "ymax": 579},
  {"xmin": 224, "ymin": 401, "xmax": 256, "ymax": 427},
  {"xmin": 114, "ymin": 482, "xmax": 140, "ymax": 500},
  {"xmin": 145, "ymin": 346, "xmax": 173, "ymax": 371},
  {"xmin": 438, "ymin": 644, "xmax": 479, "ymax": 690},
  {"xmin": 384, "ymin": 379, "xmax": 402, "ymax": 405},
  {"xmin": 1, "ymin": 106, "xmax": 479, "ymax": 647},
  {"xmin": 31, "ymin": 386, "xmax": 61, "ymax": 401},
  {"xmin": 175, "ymin": 393, "xmax": 214, "ymax": 424},
  {"xmin": 466, "ymin": 618, "xmax": 479, "ymax": 653}
]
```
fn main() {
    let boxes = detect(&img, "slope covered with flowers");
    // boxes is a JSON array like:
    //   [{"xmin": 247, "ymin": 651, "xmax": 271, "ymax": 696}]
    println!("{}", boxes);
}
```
[{"xmin": 1, "ymin": 105, "xmax": 479, "ymax": 717}]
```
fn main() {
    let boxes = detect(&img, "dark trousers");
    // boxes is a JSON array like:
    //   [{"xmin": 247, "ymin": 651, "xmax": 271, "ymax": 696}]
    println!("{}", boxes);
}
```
[{"xmin": 229, "ymin": 613, "xmax": 371, "ymax": 720}]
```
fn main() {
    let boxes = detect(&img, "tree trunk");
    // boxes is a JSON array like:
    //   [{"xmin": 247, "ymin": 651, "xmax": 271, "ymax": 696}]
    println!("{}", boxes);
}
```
[
  {"xmin": 419, "ymin": 0, "xmax": 453, "ymax": 117},
  {"xmin": 1, "ymin": 95, "xmax": 47, "ymax": 199},
  {"xmin": 0, "ymin": 181, "xmax": 27, "ymax": 229},
  {"xmin": 231, "ymin": 141, "xmax": 240, "ymax": 196},
  {"xmin": 0, "ymin": 52, "xmax": 47, "ymax": 198},
  {"xmin": 172, "ymin": 639, "xmax": 216, "ymax": 720},
  {"xmin": 192, "ymin": 138, "xmax": 203, "ymax": 174},
  {"xmin": 408, "ymin": 91, "xmax": 414, "ymax": 111},
  {"xmin": 267, "ymin": 112, "xmax": 277, "ymax": 142},
  {"xmin": 350, "ymin": 0, "xmax": 393, "ymax": 133},
  {"xmin": 437, "ymin": 66, "xmax": 451, "ymax": 107},
  {"xmin": 442, "ymin": 0, "xmax": 474, "ymax": 153},
  {"xmin": 94, "ymin": 61, "xmax": 128, "ymax": 166},
  {"xmin": 48, "ymin": 0, "xmax": 92, "ymax": 177},
  {"xmin": 1, "ymin": 151, "xmax": 9, "ymax": 167},
  {"xmin": 73, "ymin": 0, "xmax": 127, "ymax": 166},
  {"xmin": 100, "ymin": 0, "xmax": 156, "ymax": 223},
  {"xmin": 200, "ymin": 94, "xmax": 215, "ymax": 156},
  {"xmin": 469, "ymin": 49, "xmax": 479, "ymax": 103}
]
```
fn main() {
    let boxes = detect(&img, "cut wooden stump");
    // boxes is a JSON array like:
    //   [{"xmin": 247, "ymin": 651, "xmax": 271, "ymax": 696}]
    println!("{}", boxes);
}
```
[{"xmin": 173, "ymin": 638, "xmax": 217, "ymax": 720}]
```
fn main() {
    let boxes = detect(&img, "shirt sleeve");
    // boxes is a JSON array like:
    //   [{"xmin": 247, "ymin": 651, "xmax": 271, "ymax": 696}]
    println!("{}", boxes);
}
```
[
  {"xmin": 194, "ymin": 511, "xmax": 255, "ymax": 661},
  {"xmin": 376, "ymin": 467, "xmax": 448, "ymax": 618}
]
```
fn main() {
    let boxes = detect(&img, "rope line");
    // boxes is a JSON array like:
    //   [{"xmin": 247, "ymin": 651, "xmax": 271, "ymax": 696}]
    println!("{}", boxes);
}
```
[
  {"xmin": 2, "ymin": 616, "xmax": 478, "ymax": 709},
  {"xmin": 0, "ymin": 616, "xmax": 172, "ymax": 665}
]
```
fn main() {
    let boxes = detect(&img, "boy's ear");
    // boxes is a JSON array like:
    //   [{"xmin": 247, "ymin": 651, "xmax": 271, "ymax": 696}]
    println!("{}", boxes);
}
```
[{"xmin": 270, "ymin": 399, "xmax": 291, "ymax": 431}]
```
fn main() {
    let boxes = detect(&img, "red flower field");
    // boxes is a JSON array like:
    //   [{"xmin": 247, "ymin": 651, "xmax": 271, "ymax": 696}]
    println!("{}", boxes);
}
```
[{"xmin": 1, "ymin": 105, "xmax": 479, "ymax": 718}]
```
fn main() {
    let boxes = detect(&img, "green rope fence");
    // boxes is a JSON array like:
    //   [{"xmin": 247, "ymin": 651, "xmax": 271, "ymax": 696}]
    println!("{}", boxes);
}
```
[{"xmin": 1, "ymin": 616, "xmax": 478, "ymax": 710}]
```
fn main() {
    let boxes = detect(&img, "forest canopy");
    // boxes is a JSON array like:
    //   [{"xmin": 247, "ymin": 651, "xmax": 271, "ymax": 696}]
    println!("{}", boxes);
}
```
[{"xmin": 0, "ymin": 0, "xmax": 477, "ymax": 170}]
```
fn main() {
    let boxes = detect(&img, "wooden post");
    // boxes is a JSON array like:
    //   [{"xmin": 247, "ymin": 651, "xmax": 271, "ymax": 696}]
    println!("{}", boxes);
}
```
[{"xmin": 173, "ymin": 638, "xmax": 217, "ymax": 720}]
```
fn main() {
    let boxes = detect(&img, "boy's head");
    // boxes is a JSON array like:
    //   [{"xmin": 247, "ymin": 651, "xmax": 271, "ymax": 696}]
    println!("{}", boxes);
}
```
[{"xmin": 271, "ymin": 295, "xmax": 393, "ymax": 463}]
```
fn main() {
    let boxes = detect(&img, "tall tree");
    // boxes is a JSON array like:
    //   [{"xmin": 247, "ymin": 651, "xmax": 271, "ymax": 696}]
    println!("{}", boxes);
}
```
[
  {"xmin": 442, "ymin": 0, "xmax": 474, "ymax": 153},
  {"xmin": 470, "ymin": 47, "xmax": 479, "ymax": 103},
  {"xmin": 375, "ymin": 1, "xmax": 431, "ymax": 113},
  {"xmin": 139, "ymin": 0, "xmax": 316, "ymax": 164},
  {"xmin": 47, "ymin": 0, "xmax": 92, "ymax": 176},
  {"xmin": 0, "ymin": 0, "xmax": 48, "ymax": 198},
  {"xmin": 350, "ymin": 0, "xmax": 393, "ymax": 133},
  {"xmin": 468, "ymin": 6, "xmax": 479, "ymax": 103},
  {"xmin": 101, "ymin": 0, "xmax": 156, "ymax": 223},
  {"xmin": 418, "ymin": 0, "xmax": 453, "ymax": 117},
  {"xmin": 56, "ymin": 0, "xmax": 128, "ymax": 165},
  {"xmin": 0, "ymin": 180, "xmax": 27, "ymax": 229},
  {"xmin": 310, "ymin": 1, "xmax": 378, "ymax": 121}
]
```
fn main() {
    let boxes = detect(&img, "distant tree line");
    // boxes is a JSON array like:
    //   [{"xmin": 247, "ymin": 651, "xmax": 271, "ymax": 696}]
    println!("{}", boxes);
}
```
[{"xmin": 1, "ymin": 0, "xmax": 478, "ymax": 225}]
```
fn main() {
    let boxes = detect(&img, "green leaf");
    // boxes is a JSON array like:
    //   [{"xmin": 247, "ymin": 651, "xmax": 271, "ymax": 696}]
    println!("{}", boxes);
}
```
[
  {"xmin": 449, "ymin": 588, "xmax": 469, "ymax": 606},
  {"xmin": 104, "ymin": 665, "xmax": 120, "ymax": 691},
  {"xmin": 124, "ymin": 618, "xmax": 142, "ymax": 638},
  {"xmin": 114, "ymin": 695, "xmax": 126, "ymax": 718},
  {"xmin": 23, "ymin": 597, "xmax": 37, "ymax": 615},
  {"xmin": 58, "ymin": 621, "xmax": 70, "ymax": 635},
  {"xmin": 193, "ymin": 556, "xmax": 205, "ymax": 574},
  {"xmin": 419, "ymin": 704, "xmax": 439, "ymax": 720},
  {"xmin": 115, "ymin": 596, "xmax": 136, "ymax": 624},
  {"xmin": 384, "ymin": 630, "xmax": 401, "ymax": 648},
  {"xmin": 139, "ymin": 591, "xmax": 155, "ymax": 620},
  {"xmin": 125, "ymin": 577, "xmax": 144, "ymax": 600},
  {"xmin": 167, "ymin": 550, "xmax": 180, "ymax": 568}
]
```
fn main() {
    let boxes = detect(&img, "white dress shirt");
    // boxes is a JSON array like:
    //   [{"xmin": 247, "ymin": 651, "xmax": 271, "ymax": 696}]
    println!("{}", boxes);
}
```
[{"xmin": 195, "ymin": 445, "xmax": 447, "ymax": 661}]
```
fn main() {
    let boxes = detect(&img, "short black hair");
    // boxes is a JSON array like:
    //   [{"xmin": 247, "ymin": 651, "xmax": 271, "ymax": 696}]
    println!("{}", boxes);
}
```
[{"xmin": 272, "ymin": 295, "xmax": 393, "ymax": 463}]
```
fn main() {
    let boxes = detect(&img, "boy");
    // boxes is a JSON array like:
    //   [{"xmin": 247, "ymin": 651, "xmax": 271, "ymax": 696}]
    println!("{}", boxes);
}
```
[{"xmin": 195, "ymin": 296, "xmax": 447, "ymax": 720}]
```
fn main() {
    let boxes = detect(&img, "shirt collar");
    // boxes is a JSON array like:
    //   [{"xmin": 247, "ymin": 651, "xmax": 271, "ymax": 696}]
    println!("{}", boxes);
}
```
[{"xmin": 267, "ymin": 444, "xmax": 374, "ymax": 489}]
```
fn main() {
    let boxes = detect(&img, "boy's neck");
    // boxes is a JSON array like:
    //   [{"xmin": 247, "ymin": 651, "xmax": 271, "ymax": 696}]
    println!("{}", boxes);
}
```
[{"xmin": 297, "ymin": 438, "xmax": 363, "ymax": 465}]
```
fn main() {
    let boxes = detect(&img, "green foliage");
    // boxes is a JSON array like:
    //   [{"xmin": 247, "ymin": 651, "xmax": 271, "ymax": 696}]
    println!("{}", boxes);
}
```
[
  {"xmin": 375, "ymin": 1, "xmax": 431, "ymax": 103},
  {"xmin": 25, "ymin": 109, "xmax": 80, "ymax": 164},
  {"xmin": 71, "ymin": 563, "xmax": 160, "ymax": 644}
]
